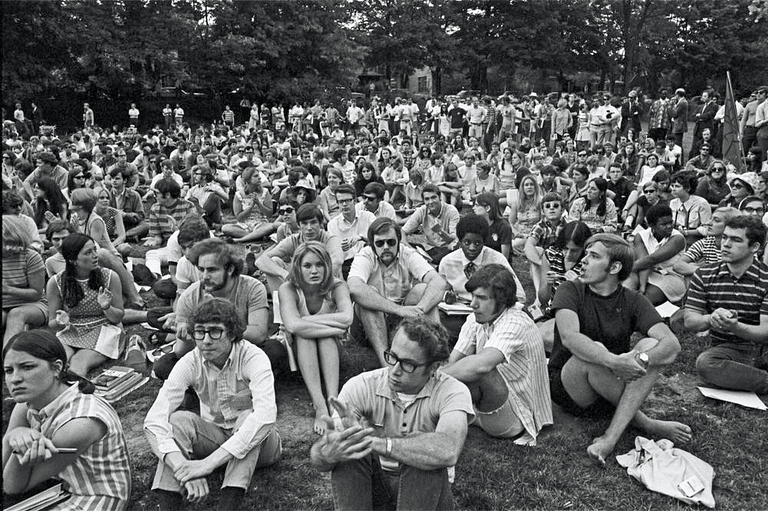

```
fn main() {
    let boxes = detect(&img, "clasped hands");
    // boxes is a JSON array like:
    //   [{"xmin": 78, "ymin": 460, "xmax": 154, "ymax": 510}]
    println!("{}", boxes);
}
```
[
  {"xmin": 610, "ymin": 351, "xmax": 647, "ymax": 383},
  {"xmin": 316, "ymin": 397, "xmax": 377, "ymax": 465},
  {"xmin": 708, "ymin": 308, "xmax": 738, "ymax": 334}
]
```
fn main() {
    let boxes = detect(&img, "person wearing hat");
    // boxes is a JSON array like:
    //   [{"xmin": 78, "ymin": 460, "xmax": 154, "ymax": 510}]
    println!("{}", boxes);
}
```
[
  {"xmin": 668, "ymin": 88, "xmax": 689, "ymax": 161},
  {"xmin": 620, "ymin": 90, "xmax": 643, "ymax": 137},
  {"xmin": 719, "ymin": 171, "xmax": 760, "ymax": 209}
]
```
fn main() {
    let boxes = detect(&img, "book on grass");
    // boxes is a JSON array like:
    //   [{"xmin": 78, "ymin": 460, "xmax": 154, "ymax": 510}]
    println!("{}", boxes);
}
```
[
  {"xmin": 438, "ymin": 302, "xmax": 473, "ymax": 315},
  {"xmin": 103, "ymin": 376, "xmax": 149, "ymax": 404},
  {"xmin": 6, "ymin": 482, "xmax": 70, "ymax": 511},
  {"xmin": 92, "ymin": 366, "xmax": 135, "ymax": 390},
  {"xmin": 95, "ymin": 372, "xmax": 143, "ymax": 401}
]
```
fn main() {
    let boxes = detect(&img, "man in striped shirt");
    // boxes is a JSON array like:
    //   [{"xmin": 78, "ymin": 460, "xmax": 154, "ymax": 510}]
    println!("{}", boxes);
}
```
[
  {"xmin": 442, "ymin": 265, "xmax": 553, "ymax": 446},
  {"xmin": 684, "ymin": 216, "xmax": 768, "ymax": 393},
  {"xmin": 144, "ymin": 179, "xmax": 197, "ymax": 248}
]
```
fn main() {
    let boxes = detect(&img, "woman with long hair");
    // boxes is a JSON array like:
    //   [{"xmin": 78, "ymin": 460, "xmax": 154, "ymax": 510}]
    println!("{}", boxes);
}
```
[
  {"xmin": 470, "ymin": 160, "xmax": 499, "ymax": 201},
  {"xmin": 567, "ymin": 177, "xmax": 618, "ymax": 233},
  {"xmin": 673, "ymin": 206, "xmax": 741, "ymax": 276},
  {"xmin": 94, "ymin": 187, "xmax": 130, "ymax": 257},
  {"xmin": 424, "ymin": 151, "xmax": 445, "ymax": 186},
  {"xmin": 223, "ymin": 166, "xmax": 272, "ymax": 239},
  {"xmin": 414, "ymin": 144, "xmax": 432, "ymax": 173},
  {"xmin": 746, "ymin": 146, "xmax": 764, "ymax": 173},
  {"xmin": 2, "ymin": 330, "xmax": 131, "ymax": 509},
  {"xmin": 46, "ymin": 233, "xmax": 124, "ymax": 376},
  {"xmin": 2, "ymin": 216, "xmax": 48, "ymax": 345},
  {"xmin": 473, "ymin": 192, "xmax": 512, "ymax": 259},
  {"xmin": 67, "ymin": 160, "xmax": 91, "ymax": 192},
  {"xmin": 278, "ymin": 242, "xmax": 353, "ymax": 435},
  {"xmin": 508, "ymin": 174, "xmax": 543, "ymax": 254},
  {"xmin": 354, "ymin": 161, "xmax": 384, "ymax": 199},
  {"xmin": 31, "ymin": 176, "xmax": 68, "ymax": 235},
  {"xmin": 615, "ymin": 142, "xmax": 640, "ymax": 182}
]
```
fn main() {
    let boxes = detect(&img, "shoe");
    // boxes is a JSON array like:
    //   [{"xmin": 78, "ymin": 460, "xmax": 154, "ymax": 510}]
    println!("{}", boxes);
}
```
[{"xmin": 124, "ymin": 334, "xmax": 147, "ymax": 374}]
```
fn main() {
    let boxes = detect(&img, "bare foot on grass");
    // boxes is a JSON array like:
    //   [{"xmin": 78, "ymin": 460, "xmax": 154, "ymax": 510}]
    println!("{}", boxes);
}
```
[
  {"xmin": 313, "ymin": 410, "xmax": 328, "ymax": 435},
  {"xmin": 647, "ymin": 419, "xmax": 692, "ymax": 445}
]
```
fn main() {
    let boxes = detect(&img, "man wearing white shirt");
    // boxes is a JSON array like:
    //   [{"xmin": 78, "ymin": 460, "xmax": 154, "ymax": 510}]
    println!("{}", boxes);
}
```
[
  {"xmin": 754, "ymin": 86, "xmax": 768, "ymax": 158},
  {"xmin": 596, "ymin": 94, "xmax": 619, "ymax": 146},
  {"xmin": 328, "ymin": 184, "xmax": 376, "ymax": 278},
  {"xmin": 466, "ymin": 97, "xmax": 487, "ymax": 140}
]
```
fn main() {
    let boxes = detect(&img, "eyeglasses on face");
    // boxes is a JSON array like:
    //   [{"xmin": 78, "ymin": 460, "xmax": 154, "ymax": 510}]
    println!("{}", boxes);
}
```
[
  {"xmin": 364, "ymin": 195, "xmax": 378, "ymax": 202},
  {"xmin": 374, "ymin": 238, "xmax": 398, "ymax": 248},
  {"xmin": 278, "ymin": 207, "xmax": 294, "ymax": 214},
  {"xmin": 731, "ymin": 183, "xmax": 744, "ymax": 189},
  {"xmin": 711, "ymin": 167, "xmax": 725, "ymax": 172},
  {"xmin": 191, "ymin": 327, "xmax": 226, "ymax": 340},
  {"xmin": 336, "ymin": 198, "xmax": 354, "ymax": 205},
  {"xmin": 743, "ymin": 206, "xmax": 764, "ymax": 214},
  {"xmin": 383, "ymin": 350, "xmax": 429, "ymax": 373}
]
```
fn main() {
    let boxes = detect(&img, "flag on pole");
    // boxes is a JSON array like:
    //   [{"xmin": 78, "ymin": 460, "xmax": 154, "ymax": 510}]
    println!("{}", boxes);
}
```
[{"xmin": 722, "ymin": 72, "xmax": 743, "ymax": 172}]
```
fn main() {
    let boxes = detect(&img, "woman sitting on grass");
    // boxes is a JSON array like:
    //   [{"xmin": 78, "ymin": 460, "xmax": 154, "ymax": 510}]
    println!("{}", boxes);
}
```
[
  {"xmin": 222, "ymin": 166, "xmax": 273, "ymax": 240},
  {"xmin": 2, "ymin": 330, "xmax": 131, "ymax": 510},
  {"xmin": 46, "ymin": 233, "xmax": 124, "ymax": 376},
  {"xmin": 278, "ymin": 241, "xmax": 353, "ymax": 435},
  {"xmin": 31, "ymin": 176, "xmax": 68, "ymax": 236}
]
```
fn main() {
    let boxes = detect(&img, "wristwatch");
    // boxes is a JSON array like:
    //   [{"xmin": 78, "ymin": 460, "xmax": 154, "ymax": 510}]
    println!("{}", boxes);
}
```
[{"xmin": 634, "ymin": 351, "xmax": 650, "ymax": 369}]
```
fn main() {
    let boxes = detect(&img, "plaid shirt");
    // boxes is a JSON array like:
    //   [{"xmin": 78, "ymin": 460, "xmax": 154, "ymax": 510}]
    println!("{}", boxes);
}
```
[{"xmin": 527, "ymin": 218, "xmax": 565, "ymax": 250}]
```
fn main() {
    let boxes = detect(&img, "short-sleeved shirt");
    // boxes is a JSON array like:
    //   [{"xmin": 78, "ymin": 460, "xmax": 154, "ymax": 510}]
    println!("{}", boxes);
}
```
[
  {"xmin": 176, "ymin": 275, "xmax": 268, "ymax": 328},
  {"xmin": 527, "ymin": 218, "xmax": 565, "ymax": 250},
  {"xmin": 267, "ymin": 231, "xmax": 343, "ymax": 277},
  {"xmin": 348, "ymin": 245, "xmax": 434, "ymax": 304},
  {"xmin": 683, "ymin": 236, "xmax": 721, "ymax": 266},
  {"xmin": 355, "ymin": 200, "xmax": 397, "ymax": 220},
  {"xmin": 2, "ymin": 249, "xmax": 46, "ymax": 309},
  {"xmin": 438, "ymin": 247, "xmax": 525, "ymax": 304},
  {"xmin": 455, "ymin": 307, "xmax": 553, "ymax": 444},
  {"xmin": 485, "ymin": 218, "xmax": 513, "ymax": 254},
  {"xmin": 334, "ymin": 368, "xmax": 474, "ymax": 472},
  {"xmin": 549, "ymin": 280, "xmax": 661, "ymax": 373},
  {"xmin": 684, "ymin": 259, "xmax": 768, "ymax": 346},
  {"xmin": 327, "ymin": 211, "xmax": 376, "ymax": 261},
  {"xmin": 147, "ymin": 199, "xmax": 197, "ymax": 242},
  {"xmin": 402, "ymin": 203, "xmax": 460, "ymax": 250}
]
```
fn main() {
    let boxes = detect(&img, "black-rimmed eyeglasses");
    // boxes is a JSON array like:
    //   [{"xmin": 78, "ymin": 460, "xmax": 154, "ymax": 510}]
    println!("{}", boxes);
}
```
[
  {"xmin": 383, "ymin": 350, "xmax": 430, "ymax": 373},
  {"xmin": 191, "ymin": 327, "xmax": 226, "ymax": 340}
]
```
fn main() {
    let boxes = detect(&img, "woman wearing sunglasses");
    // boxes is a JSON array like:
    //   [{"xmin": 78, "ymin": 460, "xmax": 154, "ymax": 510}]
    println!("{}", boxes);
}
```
[
  {"xmin": 693, "ymin": 160, "xmax": 730, "ymax": 208},
  {"xmin": 278, "ymin": 242, "xmax": 353, "ymax": 435}
]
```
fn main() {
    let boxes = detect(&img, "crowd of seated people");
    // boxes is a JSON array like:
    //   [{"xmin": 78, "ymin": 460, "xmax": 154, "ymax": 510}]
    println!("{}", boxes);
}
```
[{"xmin": 3, "ymin": 86, "xmax": 767, "ymax": 510}]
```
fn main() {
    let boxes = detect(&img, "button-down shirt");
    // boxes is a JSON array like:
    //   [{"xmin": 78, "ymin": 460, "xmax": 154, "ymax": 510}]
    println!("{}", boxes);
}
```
[
  {"xmin": 455, "ymin": 307, "xmax": 553, "ymax": 446},
  {"xmin": 348, "ymin": 245, "xmax": 434, "ymax": 303},
  {"xmin": 144, "ymin": 342, "xmax": 277, "ymax": 460},
  {"xmin": 755, "ymin": 99, "xmax": 768, "ymax": 129},
  {"xmin": 402, "ymin": 203, "xmax": 460, "ymax": 250},
  {"xmin": 438, "ymin": 246, "xmax": 525, "ymax": 304},
  {"xmin": 327, "ymin": 210, "xmax": 376, "ymax": 260}
]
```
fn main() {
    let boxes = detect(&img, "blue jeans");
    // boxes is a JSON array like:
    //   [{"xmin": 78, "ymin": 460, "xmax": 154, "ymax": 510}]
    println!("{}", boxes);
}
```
[
  {"xmin": 331, "ymin": 453, "xmax": 454, "ymax": 511},
  {"xmin": 696, "ymin": 342, "xmax": 768, "ymax": 393}
]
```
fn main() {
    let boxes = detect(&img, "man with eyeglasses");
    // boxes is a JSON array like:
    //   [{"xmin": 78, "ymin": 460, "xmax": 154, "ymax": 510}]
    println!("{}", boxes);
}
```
[
  {"xmin": 145, "ymin": 298, "xmax": 282, "ymax": 511},
  {"xmin": 311, "ymin": 317, "xmax": 473, "ymax": 510},
  {"xmin": 107, "ymin": 148, "xmax": 139, "ymax": 189},
  {"xmin": 328, "ymin": 184, "xmax": 376, "ymax": 279},
  {"xmin": 442, "ymin": 265, "xmax": 552, "ymax": 445},
  {"xmin": 348, "ymin": 217, "xmax": 448, "ymax": 368},
  {"xmin": 402, "ymin": 184, "xmax": 460, "ymax": 265},
  {"xmin": 684, "ymin": 143, "xmax": 715, "ymax": 176},
  {"xmin": 355, "ymin": 182, "xmax": 397, "ymax": 220},
  {"xmin": 684, "ymin": 215, "xmax": 768, "ymax": 395}
]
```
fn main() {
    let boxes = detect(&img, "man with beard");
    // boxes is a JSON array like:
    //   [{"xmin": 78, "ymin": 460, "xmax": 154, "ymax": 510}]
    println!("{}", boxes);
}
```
[
  {"xmin": 153, "ymin": 238, "xmax": 286, "ymax": 380},
  {"xmin": 348, "ymin": 217, "xmax": 448, "ymax": 368}
]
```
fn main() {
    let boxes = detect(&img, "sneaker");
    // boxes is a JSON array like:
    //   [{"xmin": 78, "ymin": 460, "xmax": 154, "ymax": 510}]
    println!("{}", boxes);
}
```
[{"xmin": 124, "ymin": 334, "xmax": 147, "ymax": 374}]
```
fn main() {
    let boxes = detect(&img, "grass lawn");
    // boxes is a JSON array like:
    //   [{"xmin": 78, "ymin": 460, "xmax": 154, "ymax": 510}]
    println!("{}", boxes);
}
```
[{"xmin": 3, "ymin": 125, "xmax": 767, "ymax": 510}]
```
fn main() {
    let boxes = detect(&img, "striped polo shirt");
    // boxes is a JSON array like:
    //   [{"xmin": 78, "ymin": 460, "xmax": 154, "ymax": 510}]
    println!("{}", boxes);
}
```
[{"xmin": 685, "ymin": 259, "xmax": 768, "ymax": 346}]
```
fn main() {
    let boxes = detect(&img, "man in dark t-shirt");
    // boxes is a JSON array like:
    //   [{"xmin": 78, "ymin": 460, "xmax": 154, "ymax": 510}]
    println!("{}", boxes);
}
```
[{"xmin": 549, "ymin": 233, "xmax": 692, "ymax": 466}]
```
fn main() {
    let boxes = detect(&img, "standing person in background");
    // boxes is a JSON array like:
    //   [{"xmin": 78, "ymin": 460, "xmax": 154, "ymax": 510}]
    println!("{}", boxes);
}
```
[
  {"xmin": 128, "ymin": 103, "xmax": 140, "ymax": 128},
  {"xmin": 221, "ymin": 105, "xmax": 235, "ymax": 129},
  {"xmin": 668, "ymin": 88, "xmax": 689, "ymax": 162},
  {"xmin": 173, "ymin": 103, "xmax": 184, "ymax": 128},
  {"xmin": 163, "ymin": 104, "xmax": 173, "ymax": 131},
  {"xmin": 755, "ymin": 86, "xmax": 768, "ymax": 158},
  {"xmin": 83, "ymin": 103, "xmax": 95, "ymax": 129},
  {"xmin": 620, "ymin": 90, "xmax": 643, "ymax": 137},
  {"xmin": 692, "ymin": 89, "xmax": 718, "ymax": 156}
]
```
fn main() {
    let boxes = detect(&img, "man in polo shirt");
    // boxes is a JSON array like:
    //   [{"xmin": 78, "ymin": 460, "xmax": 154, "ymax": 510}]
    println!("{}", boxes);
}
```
[
  {"xmin": 442, "ymin": 265, "xmax": 552, "ymax": 445},
  {"xmin": 256, "ymin": 204, "xmax": 343, "ymax": 293},
  {"xmin": 355, "ymin": 182, "xmax": 397, "ymax": 220},
  {"xmin": 684, "ymin": 216, "xmax": 768, "ymax": 394},
  {"xmin": 310, "ymin": 317, "xmax": 473, "ymax": 511},
  {"xmin": 549, "ymin": 233, "xmax": 692, "ymax": 466},
  {"xmin": 348, "ymin": 217, "xmax": 448, "ymax": 368},
  {"xmin": 402, "ymin": 184, "xmax": 460, "ymax": 265},
  {"xmin": 327, "ymin": 184, "xmax": 376, "ymax": 279}
]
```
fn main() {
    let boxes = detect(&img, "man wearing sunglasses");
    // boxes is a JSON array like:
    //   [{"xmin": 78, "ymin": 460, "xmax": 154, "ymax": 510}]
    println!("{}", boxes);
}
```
[
  {"xmin": 442, "ymin": 265, "xmax": 552, "ymax": 445},
  {"xmin": 311, "ymin": 317, "xmax": 473, "ymax": 510},
  {"xmin": 348, "ymin": 217, "xmax": 448, "ymax": 368},
  {"xmin": 355, "ymin": 182, "xmax": 397, "ymax": 220},
  {"xmin": 145, "ymin": 299, "xmax": 282, "ymax": 511}
]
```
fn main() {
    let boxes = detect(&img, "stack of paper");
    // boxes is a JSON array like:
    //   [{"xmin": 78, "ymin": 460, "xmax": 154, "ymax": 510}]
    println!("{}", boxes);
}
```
[
  {"xmin": 438, "ymin": 302, "xmax": 473, "ymax": 316},
  {"xmin": 6, "ymin": 483, "xmax": 70, "ymax": 511},
  {"xmin": 93, "ymin": 366, "xmax": 149, "ymax": 403}
]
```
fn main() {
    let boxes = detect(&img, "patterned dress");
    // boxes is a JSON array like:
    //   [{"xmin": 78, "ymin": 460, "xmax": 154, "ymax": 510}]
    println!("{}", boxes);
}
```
[
  {"xmin": 234, "ymin": 189, "xmax": 269, "ymax": 230},
  {"xmin": 25, "ymin": 384, "xmax": 131, "ymax": 511},
  {"xmin": 54, "ymin": 268, "xmax": 123, "ymax": 358}
]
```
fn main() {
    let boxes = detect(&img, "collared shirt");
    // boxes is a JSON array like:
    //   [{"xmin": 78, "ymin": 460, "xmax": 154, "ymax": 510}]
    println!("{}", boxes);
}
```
[
  {"xmin": 176, "ymin": 274, "xmax": 268, "ymax": 329},
  {"xmin": 327, "ymin": 210, "xmax": 376, "ymax": 260},
  {"xmin": 685, "ymin": 259, "xmax": 768, "ymax": 346},
  {"xmin": 438, "ymin": 246, "xmax": 525, "ymax": 304},
  {"xmin": 109, "ymin": 187, "xmax": 144, "ymax": 219},
  {"xmin": 454, "ymin": 307, "xmax": 553, "ymax": 446},
  {"xmin": 669, "ymin": 195, "xmax": 712, "ymax": 232},
  {"xmin": 348, "ymin": 245, "xmax": 434, "ymax": 303},
  {"xmin": 402, "ymin": 203, "xmax": 460, "ymax": 250},
  {"xmin": 144, "ymin": 342, "xmax": 277, "ymax": 460},
  {"xmin": 527, "ymin": 218, "xmax": 565, "ymax": 250},
  {"xmin": 355, "ymin": 201, "xmax": 398, "ymax": 221},
  {"xmin": 333, "ymin": 367, "xmax": 474, "ymax": 471},
  {"xmin": 755, "ymin": 99, "xmax": 768, "ymax": 129}
]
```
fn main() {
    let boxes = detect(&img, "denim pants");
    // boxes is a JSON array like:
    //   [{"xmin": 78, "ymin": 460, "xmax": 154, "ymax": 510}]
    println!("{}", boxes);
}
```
[
  {"xmin": 696, "ymin": 342, "xmax": 768, "ymax": 393},
  {"xmin": 331, "ymin": 453, "xmax": 454, "ymax": 511}
]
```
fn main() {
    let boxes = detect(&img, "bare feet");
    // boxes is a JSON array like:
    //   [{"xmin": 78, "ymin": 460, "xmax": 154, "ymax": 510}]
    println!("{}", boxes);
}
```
[
  {"xmin": 586, "ymin": 436, "xmax": 615, "ymax": 467},
  {"xmin": 313, "ymin": 410, "xmax": 327, "ymax": 436},
  {"xmin": 646, "ymin": 419, "xmax": 692, "ymax": 445}
]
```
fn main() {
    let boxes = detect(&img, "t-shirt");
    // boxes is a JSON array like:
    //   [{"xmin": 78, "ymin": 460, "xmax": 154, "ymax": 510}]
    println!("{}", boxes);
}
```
[
  {"xmin": 549, "ymin": 280, "xmax": 661, "ymax": 372},
  {"xmin": 176, "ymin": 275, "xmax": 268, "ymax": 328},
  {"xmin": 2, "ymin": 249, "xmax": 46, "ymax": 309}
]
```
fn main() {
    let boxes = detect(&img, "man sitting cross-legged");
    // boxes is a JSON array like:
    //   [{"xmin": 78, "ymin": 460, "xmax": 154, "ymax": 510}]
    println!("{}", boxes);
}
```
[
  {"xmin": 310, "ymin": 317, "xmax": 474, "ymax": 511},
  {"xmin": 684, "ymin": 215, "xmax": 768, "ymax": 393},
  {"xmin": 348, "ymin": 217, "xmax": 447, "ymax": 368},
  {"xmin": 549, "ymin": 233, "xmax": 692, "ymax": 466},
  {"xmin": 144, "ymin": 298, "xmax": 281, "ymax": 511},
  {"xmin": 442, "ymin": 265, "xmax": 552, "ymax": 445}
]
